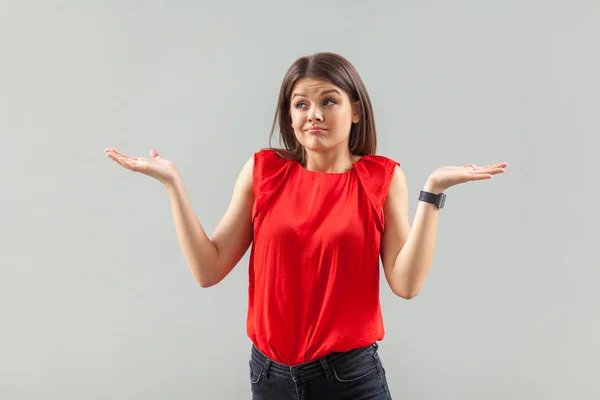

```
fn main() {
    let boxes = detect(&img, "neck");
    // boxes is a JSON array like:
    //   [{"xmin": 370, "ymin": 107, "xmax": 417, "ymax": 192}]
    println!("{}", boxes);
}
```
[{"xmin": 304, "ymin": 148, "xmax": 359, "ymax": 173}]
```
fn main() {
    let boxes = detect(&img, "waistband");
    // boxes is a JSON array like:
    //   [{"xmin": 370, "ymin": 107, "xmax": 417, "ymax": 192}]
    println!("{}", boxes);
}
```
[{"xmin": 250, "ymin": 342, "xmax": 379, "ymax": 381}]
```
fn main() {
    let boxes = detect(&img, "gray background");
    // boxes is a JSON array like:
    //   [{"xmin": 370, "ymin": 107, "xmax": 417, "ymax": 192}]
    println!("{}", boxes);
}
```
[{"xmin": 1, "ymin": 0, "xmax": 598, "ymax": 399}]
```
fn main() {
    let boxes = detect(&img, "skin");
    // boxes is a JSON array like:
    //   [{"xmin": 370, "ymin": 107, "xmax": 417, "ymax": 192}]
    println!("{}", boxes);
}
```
[
  {"xmin": 289, "ymin": 78, "xmax": 361, "ymax": 173},
  {"xmin": 104, "ymin": 77, "xmax": 507, "ymax": 297}
]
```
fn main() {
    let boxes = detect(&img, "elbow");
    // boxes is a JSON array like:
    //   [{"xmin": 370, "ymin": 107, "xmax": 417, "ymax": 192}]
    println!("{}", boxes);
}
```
[
  {"xmin": 401, "ymin": 290, "xmax": 420, "ymax": 300},
  {"xmin": 396, "ymin": 290, "xmax": 420, "ymax": 300},
  {"xmin": 195, "ymin": 264, "xmax": 228, "ymax": 288},
  {"xmin": 197, "ymin": 279, "xmax": 215, "ymax": 288},
  {"xmin": 193, "ymin": 265, "xmax": 219, "ymax": 288},
  {"xmin": 196, "ymin": 272, "xmax": 222, "ymax": 288},
  {"xmin": 391, "ymin": 285, "xmax": 421, "ymax": 300}
]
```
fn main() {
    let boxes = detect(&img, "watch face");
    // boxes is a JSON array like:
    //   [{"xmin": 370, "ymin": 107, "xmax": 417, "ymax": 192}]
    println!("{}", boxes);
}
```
[{"xmin": 439, "ymin": 193, "xmax": 446, "ymax": 208}]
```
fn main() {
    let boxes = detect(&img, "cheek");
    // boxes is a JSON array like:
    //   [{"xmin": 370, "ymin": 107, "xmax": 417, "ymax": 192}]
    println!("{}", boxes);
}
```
[
  {"xmin": 290, "ymin": 113, "xmax": 302, "ymax": 129},
  {"xmin": 290, "ymin": 116, "xmax": 304, "ymax": 141},
  {"xmin": 291, "ymin": 116, "xmax": 301, "ymax": 129}
]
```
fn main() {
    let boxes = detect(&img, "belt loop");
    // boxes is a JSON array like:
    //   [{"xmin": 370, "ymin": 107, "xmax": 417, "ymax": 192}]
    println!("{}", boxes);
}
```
[
  {"xmin": 263, "ymin": 358, "xmax": 272, "ymax": 379},
  {"xmin": 319, "ymin": 358, "xmax": 332, "ymax": 380}
]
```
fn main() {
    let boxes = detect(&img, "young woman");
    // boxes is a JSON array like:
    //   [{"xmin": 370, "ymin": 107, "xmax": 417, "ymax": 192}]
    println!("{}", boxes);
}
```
[{"xmin": 105, "ymin": 52, "xmax": 507, "ymax": 399}]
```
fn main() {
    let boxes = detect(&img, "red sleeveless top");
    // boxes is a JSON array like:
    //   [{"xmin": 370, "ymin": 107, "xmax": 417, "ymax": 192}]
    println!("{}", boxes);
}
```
[{"xmin": 247, "ymin": 149, "xmax": 399, "ymax": 365}]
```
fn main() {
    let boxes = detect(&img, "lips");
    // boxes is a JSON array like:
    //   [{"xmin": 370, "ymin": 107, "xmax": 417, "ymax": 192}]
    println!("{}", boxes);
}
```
[{"xmin": 307, "ymin": 126, "xmax": 327, "ymax": 132}]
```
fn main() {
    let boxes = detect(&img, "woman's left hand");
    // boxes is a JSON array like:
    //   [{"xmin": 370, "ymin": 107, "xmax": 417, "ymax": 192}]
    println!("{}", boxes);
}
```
[{"xmin": 424, "ymin": 162, "xmax": 508, "ymax": 194}]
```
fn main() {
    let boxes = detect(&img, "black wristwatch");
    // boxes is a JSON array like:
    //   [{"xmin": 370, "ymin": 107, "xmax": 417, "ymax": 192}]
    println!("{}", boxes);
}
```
[{"xmin": 419, "ymin": 190, "xmax": 446, "ymax": 209}]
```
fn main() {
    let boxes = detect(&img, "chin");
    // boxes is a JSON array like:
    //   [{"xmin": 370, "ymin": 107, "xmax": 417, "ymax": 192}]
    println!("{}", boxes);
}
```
[
  {"xmin": 295, "ymin": 131, "xmax": 350, "ymax": 153},
  {"xmin": 301, "ymin": 141, "xmax": 332, "ymax": 153},
  {"xmin": 304, "ymin": 137, "xmax": 350, "ymax": 154},
  {"xmin": 304, "ymin": 143, "xmax": 328, "ymax": 152}
]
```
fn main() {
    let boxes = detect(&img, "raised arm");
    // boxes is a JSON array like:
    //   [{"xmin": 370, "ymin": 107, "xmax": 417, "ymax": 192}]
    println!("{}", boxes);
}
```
[
  {"xmin": 166, "ymin": 155, "xmax": 255, "ymax": 287},
  {"xmin": 381, "ymin": 162, "xmax": 507, "ymax": 299},
  {"xmin": 105, "ymin": 148, "xmax": 255, "ymax": 288}
]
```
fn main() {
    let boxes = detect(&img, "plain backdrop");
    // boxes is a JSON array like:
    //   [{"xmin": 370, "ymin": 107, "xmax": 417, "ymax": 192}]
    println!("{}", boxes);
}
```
[{"xmin": 1, "ymin": 1, "xmax": 598, "ymax": 399}]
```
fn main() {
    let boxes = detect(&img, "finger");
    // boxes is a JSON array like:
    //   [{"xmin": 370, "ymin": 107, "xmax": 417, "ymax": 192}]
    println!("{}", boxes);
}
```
[
  {"xmin": 105, "ymin": 152, "xmax": 123, "ymax": 164},
  {"xmin": 470, "ymin": 166, "xmax": 505, "ymax": 174},
  {"xmin": 470, "ymin": 174, "xmax": 493, "ymax": 181},
  {"xmin": 121, "ymin": 157, "xmax": 142, "ymax": 172},
  {"xmin": 480, "ymin": 162, "xmax": 508, "ymax": 169},
  {"xmin": 111, "ymin": 154, "xmax": 131, "ymax": 169},
  {"xmin": 110, "ymin": 154, "xmax": 138, "ymax": 171},
  {"xmin": 111, "ymin": 148, "xmax": 137, "ymax": 161},
  {"xmin": 114, "ymin": 151, "xmax": 137, "ymax": 161},
  {"xmin": 105, "ymin": 148, "xmax": 121, "ymax": 156},
  {"xmin": 149, "ymin": 148, "xmax": 161, "ymax": 159},
  {"xmin": 484, "ymin": 167, "xmax": 506, "ymax": 174},
  {"xmin": 107, "ymin": 153, "xmax": 126, "ymax": 168}
]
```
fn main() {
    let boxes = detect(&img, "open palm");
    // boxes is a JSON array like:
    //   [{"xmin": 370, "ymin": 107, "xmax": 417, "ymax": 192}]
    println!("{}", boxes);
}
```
[
  {"xmin": 104, "ymin": 148, "xmax": 179, "ymax": 185},
  {"xmin": 429, "ymin": 162, "xmax": 508, "ymax": 192}
]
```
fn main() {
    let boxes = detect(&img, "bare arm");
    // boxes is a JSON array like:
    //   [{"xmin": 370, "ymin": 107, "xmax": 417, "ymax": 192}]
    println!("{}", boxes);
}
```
[
  {"xmin": 381, "ymin": 161, "xmax": 506, "ymax": 298},
  {"xmin": 380, "ymin": 166, "xmax": 439, "ymax": 299},
  {"xmin": 165, "ymin": 156, "xmax": 254, "ymax": 287}
]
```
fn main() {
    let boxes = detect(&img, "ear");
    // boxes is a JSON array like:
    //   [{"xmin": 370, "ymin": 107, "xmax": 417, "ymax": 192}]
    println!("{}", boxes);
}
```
[{"xmin": 352, "ymin": 101, "xmax": 361, "ymax": 124}]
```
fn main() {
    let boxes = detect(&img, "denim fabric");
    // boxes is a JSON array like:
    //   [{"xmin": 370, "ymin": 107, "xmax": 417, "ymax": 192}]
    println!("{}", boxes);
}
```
[{"xmin": 249, "ymin": 342, "xmax": 392, "ymax": 399}]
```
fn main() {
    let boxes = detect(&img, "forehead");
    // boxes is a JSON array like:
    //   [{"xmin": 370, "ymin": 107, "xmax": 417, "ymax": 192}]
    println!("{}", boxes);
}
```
[{"xmin": 291, "ymin": 77, "xmax": 343, "ymax": 96}]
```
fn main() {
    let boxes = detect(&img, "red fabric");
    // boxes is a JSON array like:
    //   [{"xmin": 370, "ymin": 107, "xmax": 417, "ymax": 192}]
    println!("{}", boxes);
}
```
[{"xmin": 247, "ymin": 149, "xmax": 400, "ymax": 365}]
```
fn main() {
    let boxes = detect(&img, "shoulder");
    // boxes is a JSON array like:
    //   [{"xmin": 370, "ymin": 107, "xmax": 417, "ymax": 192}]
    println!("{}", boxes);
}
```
[
  {"xmin": 253, "ymin": 148, "xmax": 294, "ymax": 175},
  {"xmin": 379, "ymin": 158, "xmax": 407, "ymax": 208},
  {"xmin": 352, "ymin": 154, "xmax": 403, "ymax": 208},
  {"xmin": 236, "ymin": 149, "xmax": 289, "ymax": 179},
  {"xmin": 355, "ymin": 154, "xmax": 402, "ymax": 185},
  {"xmin": 359, "ymin": 154, "xmax": 401, "ymax": 171},
  {"xmin": 251, "ymin": 148, "xmax": 295, "ymax": 194},
  {"xmin": 253, "ymin": 147, "xmax": 294, "ymax": 166},
  {"xmin": 387, "ymin": 164, "xmax": 408, "ymax": 198}
]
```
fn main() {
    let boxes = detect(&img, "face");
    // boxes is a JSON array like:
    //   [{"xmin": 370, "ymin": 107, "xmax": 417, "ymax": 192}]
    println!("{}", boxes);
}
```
[{"xmin": 289, "ymin": 77, "xmax": 360, "ymax": 153}]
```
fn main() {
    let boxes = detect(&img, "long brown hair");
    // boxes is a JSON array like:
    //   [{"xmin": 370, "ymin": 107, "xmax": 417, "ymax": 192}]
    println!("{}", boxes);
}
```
[{"xmin": 268, "ymin": 52, "xmax": 377, "ymax": 165}]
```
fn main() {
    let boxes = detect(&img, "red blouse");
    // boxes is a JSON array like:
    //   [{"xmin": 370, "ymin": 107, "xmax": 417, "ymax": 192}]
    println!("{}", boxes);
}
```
[{"xmin": 247, "ymin": 149, "xmax": 399, "ymax": 365}]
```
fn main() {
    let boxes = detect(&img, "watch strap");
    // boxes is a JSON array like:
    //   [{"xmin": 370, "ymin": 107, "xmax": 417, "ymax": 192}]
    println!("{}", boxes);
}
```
[{"xmin": 419, "ymin": 190, "xmax": 446, "ymax": 209}]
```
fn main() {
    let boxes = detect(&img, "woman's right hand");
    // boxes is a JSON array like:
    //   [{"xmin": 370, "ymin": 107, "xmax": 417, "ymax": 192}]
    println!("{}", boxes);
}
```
[{"xmin": 104, "ymin": 147, "xmax": 179, "ymax": 186}]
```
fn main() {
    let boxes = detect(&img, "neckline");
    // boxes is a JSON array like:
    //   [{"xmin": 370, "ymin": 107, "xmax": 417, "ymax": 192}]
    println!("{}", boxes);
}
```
[{"xmin": 295, "ymin": 155, "xmax": 366, "ymax": 176}]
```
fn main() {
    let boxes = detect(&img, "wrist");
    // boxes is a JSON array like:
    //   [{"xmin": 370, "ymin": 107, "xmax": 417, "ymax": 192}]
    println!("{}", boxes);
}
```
[
  {"xmin": 423, "ymin": 178, "xmax": 444, "ymax": 195},
  {"xmin": 164, "ymin": 173, "xmax": 183, "ymax": 191}
]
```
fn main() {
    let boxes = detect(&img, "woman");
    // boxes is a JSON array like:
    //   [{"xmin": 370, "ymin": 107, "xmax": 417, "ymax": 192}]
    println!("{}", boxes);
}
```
[{"xmin": 105, "ymin": 52, "xmax": 507, "ymax": 399}]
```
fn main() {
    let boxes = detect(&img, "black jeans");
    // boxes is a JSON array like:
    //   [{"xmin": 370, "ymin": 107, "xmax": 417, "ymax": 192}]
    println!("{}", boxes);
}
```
[{"xmin": 249, "ymin": 342, "xmax": 392, "ymax": 399}]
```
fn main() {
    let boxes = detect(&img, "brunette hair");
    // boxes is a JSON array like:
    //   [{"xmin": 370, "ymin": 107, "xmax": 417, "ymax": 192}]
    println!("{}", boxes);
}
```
[{"xmin": 268, "ymin": 52, "xmax": 377, "ymax": 165}]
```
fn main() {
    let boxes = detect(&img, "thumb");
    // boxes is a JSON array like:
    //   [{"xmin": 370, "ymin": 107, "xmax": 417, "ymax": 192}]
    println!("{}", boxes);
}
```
[{"xmin": 149, "ymin": 148, "xmax": 161, "ymax": 159}]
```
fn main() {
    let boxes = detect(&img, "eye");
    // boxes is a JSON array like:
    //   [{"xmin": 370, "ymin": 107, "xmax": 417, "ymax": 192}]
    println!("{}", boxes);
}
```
[
  {"xmin": 323, "ymin": 98, "xmax": 337, "ymax": 106},
  {"xmin": 295, "ymin": 101, "xmax": 307, "ymax": 109}
]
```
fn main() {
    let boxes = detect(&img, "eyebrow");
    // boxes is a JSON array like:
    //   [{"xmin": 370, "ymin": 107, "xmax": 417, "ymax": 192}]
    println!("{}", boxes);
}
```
[{"xmin": 292, "ymin": 89, "xmax": 341, "ymax": 99}]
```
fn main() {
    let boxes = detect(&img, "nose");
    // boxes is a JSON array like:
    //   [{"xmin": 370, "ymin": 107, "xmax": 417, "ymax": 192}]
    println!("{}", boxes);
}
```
[{"xmin": 308, "ymin": 106, "xmax": 323, "ymax": 122}]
